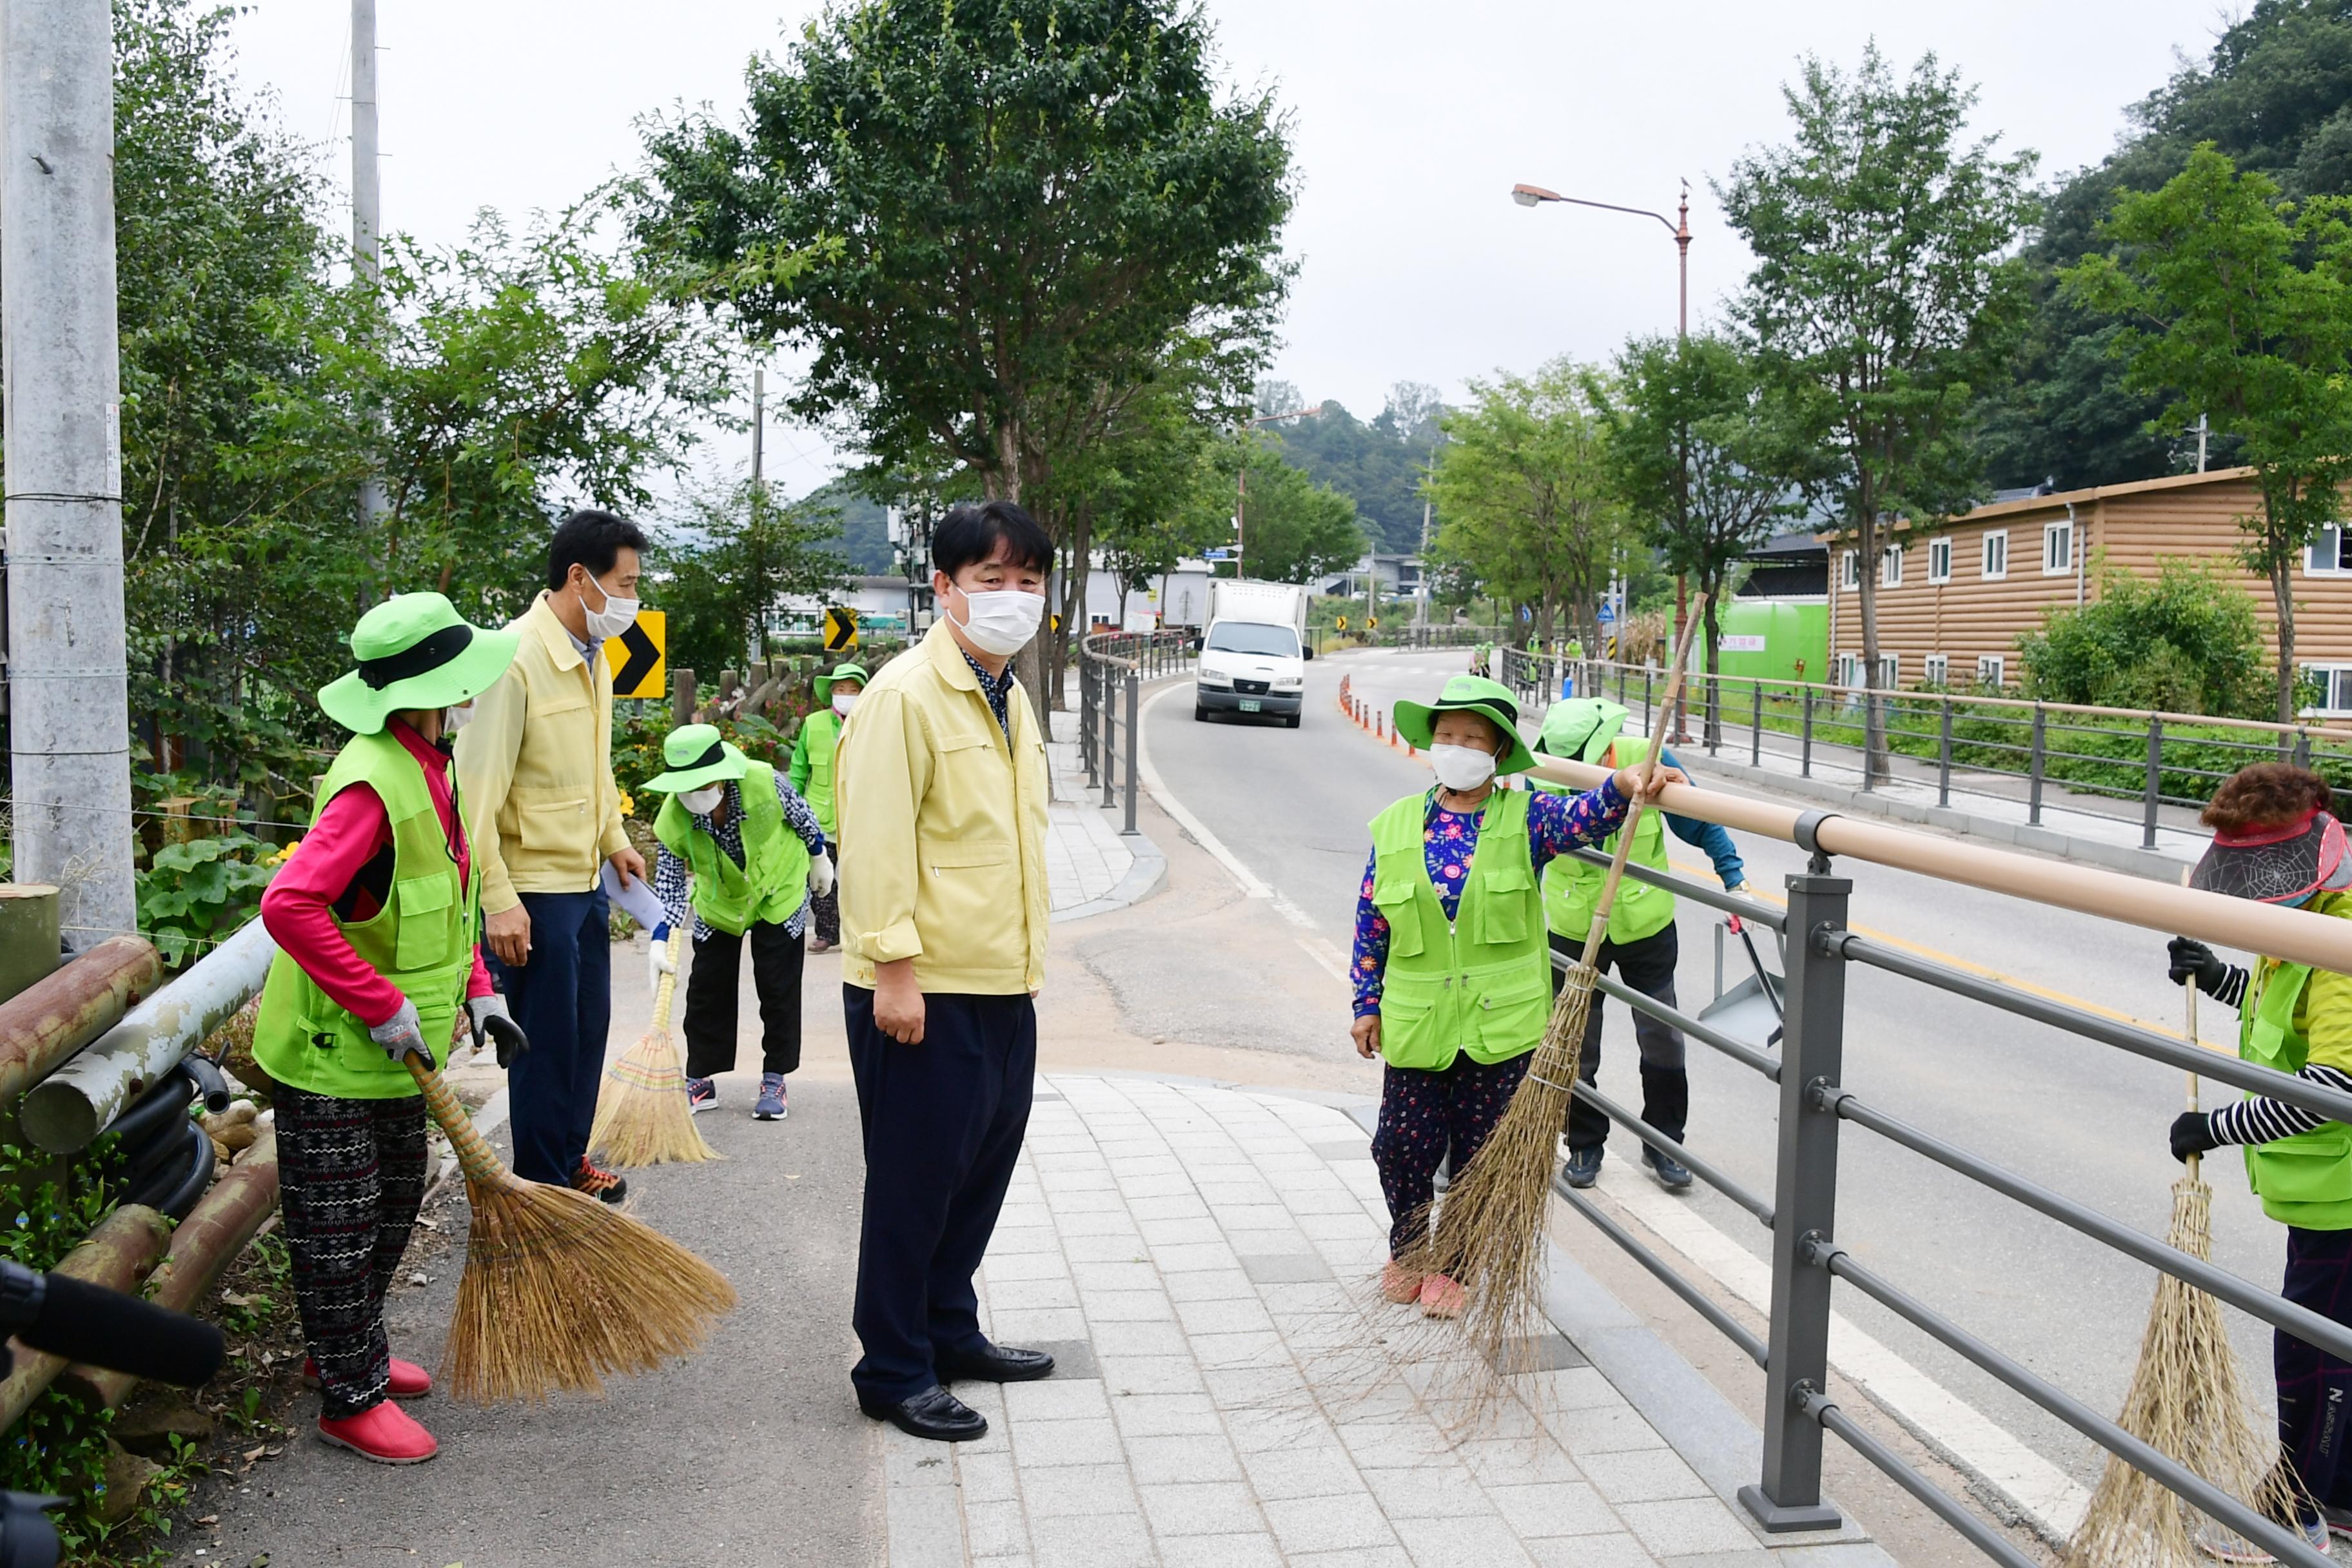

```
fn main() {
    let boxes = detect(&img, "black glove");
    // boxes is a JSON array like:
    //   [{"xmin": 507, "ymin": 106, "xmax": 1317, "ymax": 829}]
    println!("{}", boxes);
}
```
[
  {"xmin": 2168, "ymin": 936, "xmax": 2230, "ymax": 997},
  {"xmin": 2170, "ymin": 1110, "xmax": 2220, "ymax": 1164},
  {"xmin": 467, "ymin": 994, "xmax": 530, "ymax": 1070}
]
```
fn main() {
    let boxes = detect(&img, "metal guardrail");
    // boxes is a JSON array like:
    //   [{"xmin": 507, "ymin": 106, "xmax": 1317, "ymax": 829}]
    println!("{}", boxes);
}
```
[
  {"xmin": 1076, "ymin": 630, "xmax": 1196, "ymax": 836},
  {"xmin": 1498, "ymin": 651, "xmax": 2352, "ymax": 850},
  {"xmin": 1534, "ymin": 819, "xmax": 2340, "ymax": 1565}
]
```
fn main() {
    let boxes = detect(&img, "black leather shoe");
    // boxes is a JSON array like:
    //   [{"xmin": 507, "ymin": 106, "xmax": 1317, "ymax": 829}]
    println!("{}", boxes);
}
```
[
  {"xmin": 1645, "ymin": 1144, "xmax": 1694, "ymax": 1191},
  {"xmin": 860, "ymin": 1385, "xmax": 988, "ymax": 1442},
  {"xmin": 937, "ymin": 1343, "xmax": 1057, "ymax": 1384}
]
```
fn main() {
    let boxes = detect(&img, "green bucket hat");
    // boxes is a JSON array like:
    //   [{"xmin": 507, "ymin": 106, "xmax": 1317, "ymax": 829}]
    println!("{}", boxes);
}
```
[
  {"xmin": 814, "ymin": 662, "xmax": 869, "ymax": 704},
  {"xmin": 641, "ymin": 723, "xmax": 751, "ymax": 794},
  {"xmin": 1393, "ymin": 675, "xmax": 1536, "ymax": 776},
  {"xmin": 317, "ymin": 593, "xmax": 522, "ymax": 736},
  {"xmin": 1538, "ymin": 698, "xmax": 1630, "ymax": 767}
]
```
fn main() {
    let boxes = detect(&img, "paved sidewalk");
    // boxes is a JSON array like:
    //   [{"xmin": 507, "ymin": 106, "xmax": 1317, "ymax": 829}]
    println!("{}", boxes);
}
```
[
  {"xmin": 883, "ymin": 1073, "xmax": 1891, "ymax": 1568},
  {"xmin": 1046, "ymin": 707, "xmax": 1165, "ymax": 919}
]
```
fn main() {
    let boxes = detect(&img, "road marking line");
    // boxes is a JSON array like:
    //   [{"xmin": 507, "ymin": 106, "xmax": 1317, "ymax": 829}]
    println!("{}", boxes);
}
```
[{"xmin": 1590, "ymin": 1162, "xmax": 2091, "ymax": 1542}]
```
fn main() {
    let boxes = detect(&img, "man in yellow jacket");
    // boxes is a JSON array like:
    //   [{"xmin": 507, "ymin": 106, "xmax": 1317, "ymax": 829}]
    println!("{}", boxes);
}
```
[
  {"xmin": 836, "ymin": 500, "xmax": 1054, "ymax": 1444},
  {"xmin": 455, "ymin": 509, "xmax": 649, "ymax": 1201}
]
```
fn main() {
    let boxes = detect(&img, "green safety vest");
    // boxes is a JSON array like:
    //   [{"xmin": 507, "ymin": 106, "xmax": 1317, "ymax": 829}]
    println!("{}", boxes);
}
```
[
  {"xmin": 1368, "ymin": 789, "xmax": 1552, "ymax": 1072},
  {"xmin": 2241, "ymin": 910, "xmax": 2352, "ymax": 1229},
  {"xmin": 652, "ymin": 762, "xmax": 810, "ymax": 937},
  {"xmin": 796, "ymin": 709, "xmax": 842, "ymax": 837},
  {"xmin": 1538, "ymin": 785, "xmax": 1674, "ymax": 946},
  {"xmin": 251, "ymin": 731, "xmax": 475, "ymax": 1101}
]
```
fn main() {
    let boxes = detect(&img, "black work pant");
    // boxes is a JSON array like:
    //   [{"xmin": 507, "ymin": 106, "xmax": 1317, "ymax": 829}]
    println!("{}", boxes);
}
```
[
  {"xmin": 1553, "ymin": 923, "xmax": 1689, "ymax": 1154},
  {"xmin": 2280, "ymin": 1225, "xmax": 2352, "ymax": 1511},
  {"xmin": 844, "ymin": 985, "xmax": 1035, "ymax": 1405},
  {"xmin": 276, "ymin": 1086, "xmax": 428, "ymax": 1419},
  {"xmin": 683, "ymin": 917, "xmax": 805, "ymax": 1079}
]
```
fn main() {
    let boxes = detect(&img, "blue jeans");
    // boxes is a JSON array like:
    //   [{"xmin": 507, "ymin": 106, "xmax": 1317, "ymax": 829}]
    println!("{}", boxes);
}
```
[{"xmin": 489, "ymin": 888, "xmax": 611, "ymax": 1184}]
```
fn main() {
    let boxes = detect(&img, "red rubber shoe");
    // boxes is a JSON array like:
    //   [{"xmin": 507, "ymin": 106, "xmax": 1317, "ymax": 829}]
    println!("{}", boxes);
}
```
[
  {"xmin": 304, "ymin": 1357, "xmax": 431, "ymax": 1400},
  {"xmin": 317, "ymin": 1400, "xmax": 438, "ymax": 1464}
]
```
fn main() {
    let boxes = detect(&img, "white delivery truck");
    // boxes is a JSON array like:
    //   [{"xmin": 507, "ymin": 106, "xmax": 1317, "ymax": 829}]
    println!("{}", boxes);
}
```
[{"xmin": 1195, "ymin": 579, "xmax": 1310, "ymax": 727}]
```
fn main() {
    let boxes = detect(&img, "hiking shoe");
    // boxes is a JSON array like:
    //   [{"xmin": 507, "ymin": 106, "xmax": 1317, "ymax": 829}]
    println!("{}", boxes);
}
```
[
  {"xmin": 573, "ymin": 1157, "xmax": 628, "ymax": 1205},
  {"xmin": 1563, "ymin": 1146, "xmax": 1603, "ymax": 1189},
  {"xmin": 754, "ymin": 1073, "xmax": 789, "ymax": 1122},
  {"xmin": 1418, "ymin": 1273, "xmax": 1465, "ymax": 1319},
  {"xmin": 304, "ymin": 1356, "xmax": 431, "ymax": 1400},
  {"xmin": 2199, "ymin": 1508, "xmax": 2329, "ymax": 1562},
  {"xmin": 685, "ymin": 1075, "xmax": 717, "ymax": 1114},
  {"xmin": 1379, "ymin": 1260, "xmax": 1424, "ymax": 1304},
  {"xmin": 2326, "ymin": 1501, "xmax": 2352, "ymax": 1541},
  {"xmin": 318, "ymin": 1400, "xmax": 437, "ymax": 1464},
  {"xmin": 1645, "ymin": 1144, "xmax": 1695, "ymax": 1191}
]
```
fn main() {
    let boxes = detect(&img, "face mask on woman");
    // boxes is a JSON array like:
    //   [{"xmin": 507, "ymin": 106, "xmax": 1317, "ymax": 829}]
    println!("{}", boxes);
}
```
[
  {"xmin": 574, "ymin": 574, "xmax": 641, "ymax": 642},
  {"xmin": 1429, "ymin": 743, "xmax": 1498, "ymax": 793},
  {"xmin": 832, "ymin": 691, "xmax": 859, "ymax": 718},
  {"xmin": 678, "ymin": 784, "xmax": 725, "ymax": 816},
  {"xmin": 947, "ymin": 584, "xmax": 1044, "ymax": 657}
]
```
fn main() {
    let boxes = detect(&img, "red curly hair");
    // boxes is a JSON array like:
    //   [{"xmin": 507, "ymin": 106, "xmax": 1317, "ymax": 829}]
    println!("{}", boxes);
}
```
[{"xmin": 2202, "ymin": 762, "xmax": 2337, "ymax": 834}]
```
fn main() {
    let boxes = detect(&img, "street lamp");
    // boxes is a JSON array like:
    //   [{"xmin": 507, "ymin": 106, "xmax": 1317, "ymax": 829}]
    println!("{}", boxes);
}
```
[{"xmin": 1513, "ymin": 179, "xmax": 1696, "ymax": 732}]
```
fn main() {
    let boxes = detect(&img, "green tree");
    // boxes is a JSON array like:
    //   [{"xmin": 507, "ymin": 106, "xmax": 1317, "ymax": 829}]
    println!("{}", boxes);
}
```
[
  {"xmin": 2061, "ymin": 147, "xmax": 2352, "ymax": 720},
  {"xmin": 1597, "ymin": 333, "xmax": 1799, "ymax": 741},
  {"xmin": 637, "ymin": 0, "xmax": 1295, "ymax": 691},
  {"xmin": 658, "ymin": 473, "xmax": 848, "ymax": 679},
  {"xmin": 1723, "ymin": 44, "xmax": 2038, "ymax": 777},
  {"xmin": 1215, "ymin": 431, "xmax": 1364, "ymax": 587},
  {"xmin": 1258, "ymin": 380, "xmax": 1446, "ymax": 553},
  {"xmin": 1427, "ymin": 361, "xmax": 1625, "ymax": 651},
  {"xmin": 2017, "ymin": 558, "xmax": 2272, "ymax": 717}
]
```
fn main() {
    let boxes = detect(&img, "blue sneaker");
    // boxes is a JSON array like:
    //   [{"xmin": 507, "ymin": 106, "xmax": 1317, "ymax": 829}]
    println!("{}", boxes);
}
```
[
  {"xmin": 754, "ymin": 1073, "xmax": 788, "ymax": 1122},
  {"xmin": 685, "ymin": 1075, "xmax": 717, "ymax": 1114}
]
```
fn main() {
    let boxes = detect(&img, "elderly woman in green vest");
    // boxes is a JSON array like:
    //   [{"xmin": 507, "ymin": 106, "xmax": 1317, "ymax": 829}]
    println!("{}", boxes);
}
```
[
  {"xmin": 791, "ymin": 662, "xmax": 865, "ymax": 952},
  {"xmin": 1534, "ymin": 700, "xmax": 1747, "ymax": 1193},
  {"xmin": 253, "ymin": 593, "xmax": 526, "ymax": 1465},
  {"xmin": 1349, "ymin": 675, "xmax": 1681, "ymax": 1318},
  {"xmin": 645, "ymin": 723, "xmax": 833, "ymax": 1122},
  {"xmin": 2167, "ymin": 763, "xmax": 2352, "ymax": 1556}
]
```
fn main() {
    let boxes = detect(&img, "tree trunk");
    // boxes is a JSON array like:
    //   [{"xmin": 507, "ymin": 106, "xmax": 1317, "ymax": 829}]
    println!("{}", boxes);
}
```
[
  {"xmin": 1856, "ymin": 516, "xmax": 1888, "ymax": 783},
  {"xmin": 1702, "ymin": 591, "xmax": 1723, "ymax": 752},
  {"xmin": 2274, "ymin": 553, "xmax": 2300, "ymax": 725}
]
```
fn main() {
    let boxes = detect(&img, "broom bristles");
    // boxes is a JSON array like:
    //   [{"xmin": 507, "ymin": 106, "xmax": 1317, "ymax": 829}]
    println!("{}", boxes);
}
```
[
  {"xmin": 589, "ymin": 931, "xmax": 720, "ymax": 1167},
  {"xmin": 2064, "ymin": 1173, "xmax": 2293, "ymax": 1566}
]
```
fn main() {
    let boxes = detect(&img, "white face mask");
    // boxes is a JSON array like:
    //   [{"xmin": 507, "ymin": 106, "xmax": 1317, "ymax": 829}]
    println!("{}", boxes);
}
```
[
  {"xmin": 947, "ymin": 585, "xmax": 1044, "ymax": 657},
  {"xmin": 1429, "ymin": 743, "xmax": 1499, "ymax": 793},
  {"xmin": 678, "ymin": 785, "xmax": 724, "ymax": 816},
  {"xmin": 444, "ymin": 702, "xmax": 475, "ymax": 734},
  {"xmin": 574, "ymin": 574, "xmax": 640, "ymax": 642},
  {"xmin": 832, "ymin": 691, "xmax": 859, "ymax": 718}
]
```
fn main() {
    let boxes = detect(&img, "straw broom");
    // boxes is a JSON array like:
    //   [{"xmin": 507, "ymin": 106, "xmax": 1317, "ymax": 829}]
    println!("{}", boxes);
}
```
[
  {"xmin": 1400, "ymin": 609, "xmax": 1706, "ymax": 1386},
  {"xmin": 407, "ymin": 1052, "xmax": 736, "ymax": 1403},
  {"xmin": 2064, "ymin": 930, "xmax": 2295, "ymax": 1565},
  {"xmin": 589, "ymin": 924, "xmax": 720, "ymax": 1167}
]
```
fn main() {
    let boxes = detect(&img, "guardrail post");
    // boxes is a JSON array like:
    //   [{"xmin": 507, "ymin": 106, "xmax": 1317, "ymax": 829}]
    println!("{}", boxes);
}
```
[
  {"xmin": 2028, "ymin": 705, "xmax": 2046, "ymax": 827},
  {"xmin": 1740, "ymin": 867, "xmax": 1850, "ymax": 1534},
  {"xmin": 1752, "ymin": 678, "xmax": 1763, "ymax": 766},
  {"xmin": 1081, "ymin": 656, "xmax": 1098, "ymax": 787},
  {"xmin": 1122, "ymin": 672, "xmax": 1141, "ymax": 836},
  {"xmin": 1800, "ymin": 687, "xmax": 1813, "ymax": 777},
  {"xmin": 2297, "ymin": 730, "xmax": 2315, "ymax": 769},
  {"xmin": 1642, "ymin": 669, "xmax": 1652, "ymax": 735},
  {"xmin": 1936, "ymin": 700, "xmax": 1952, "ymax": 808},
  {"xmin": 1101, "ymin": 667, "xmax": 1117, "ymax": 810},
  {"xmin": 2143, "ymin": 716, "xmax": 2164, "ymax": 849}
]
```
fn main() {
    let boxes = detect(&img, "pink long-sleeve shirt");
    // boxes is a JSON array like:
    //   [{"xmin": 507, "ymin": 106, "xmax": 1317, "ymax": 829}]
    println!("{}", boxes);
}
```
[{"xmin": 259, "ymin": 720, "xmax": 493, "ymax": 1028}]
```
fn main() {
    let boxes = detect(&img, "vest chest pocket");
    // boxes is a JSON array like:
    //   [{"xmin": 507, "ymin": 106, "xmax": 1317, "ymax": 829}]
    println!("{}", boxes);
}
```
[
  {"xmin": 395, "ymin": 873, "xmax": 456, "ymax": 970},
  {"xmin": 1476, "ymin": 860, "xmax": 1533, "ymax": 946},
  {"xmin": 1371, "ymin": 870, "xmax": 1426, "ymax": 957}
]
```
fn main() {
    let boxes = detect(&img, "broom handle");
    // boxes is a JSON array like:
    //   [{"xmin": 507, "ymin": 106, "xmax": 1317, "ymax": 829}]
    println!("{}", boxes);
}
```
[
  {"xmin": 406, "ymin": 1055, "xmax": 514, "ymax": 1188},
  {"xmin": 651, "ymin": 925, "xmax": 683, "ymax": 1031},
  {"xmin": 2180, "ymin": 865, "xmax": 2201, "ymax": 1178},
  {"xmin": 1576, "ymin": 605, "xmax": 1708, "ymax": 970}
]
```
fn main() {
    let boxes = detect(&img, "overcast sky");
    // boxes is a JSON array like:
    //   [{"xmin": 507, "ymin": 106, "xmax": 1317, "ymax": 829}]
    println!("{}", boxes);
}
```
[{"xmin": 224, "ymin": 0, "xmax": 2231, "ymax": 497}]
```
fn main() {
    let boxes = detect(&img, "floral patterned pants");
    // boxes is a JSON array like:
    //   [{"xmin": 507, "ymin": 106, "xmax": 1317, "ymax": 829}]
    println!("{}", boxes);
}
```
[{"xmin": 1370, "ymin": 1052, "xmax": 1531, "ymax": 1261}]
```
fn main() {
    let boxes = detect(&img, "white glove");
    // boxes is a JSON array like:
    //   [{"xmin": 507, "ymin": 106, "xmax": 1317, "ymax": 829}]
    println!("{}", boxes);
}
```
[
  {"xmin": 647, "ymin": 924, "xmax": 676, "ymax": 996},
  {"xmin": 368, "ymin": 997, "xmax": 432, "ymax": 1070},
  {"xmin": 808, "ymin": 852, "xmax": 836, "ymax": 898}
]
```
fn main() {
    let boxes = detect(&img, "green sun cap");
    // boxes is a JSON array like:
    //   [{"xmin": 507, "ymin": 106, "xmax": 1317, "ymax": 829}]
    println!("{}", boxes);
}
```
[
  {"xmin": 814, "ymin": 662, "xmax": 869, "ymax": 704},
  {"xmin": 641, "ymin": 723, "xmax": 752, "ymax": 794},
  {"xmin": 1538, "ymin": 698, "xmax": 1630, "ymax": 767},
  {"xmin": 1392, "ymin": 675, "xmax": 1536, "ymax": 775},
  {"xmin": 316, "ymin": 593, "xmax": 522, "ymax": 736}
]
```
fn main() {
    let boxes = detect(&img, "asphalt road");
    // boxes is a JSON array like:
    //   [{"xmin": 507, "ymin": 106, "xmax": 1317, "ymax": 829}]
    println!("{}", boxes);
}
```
[{"xmin": 1144, "ymin": 643, "xmax": 2284, "ymax": 1496}]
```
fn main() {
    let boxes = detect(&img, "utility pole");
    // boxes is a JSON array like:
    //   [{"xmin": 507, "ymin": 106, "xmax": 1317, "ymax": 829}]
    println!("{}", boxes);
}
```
[
  {"xmin": 2196, "ymin": 413, "xmax": 2210, "ymax": 474},
  {"xmin": 352, "ymin": 0, "xmax": 387, "ymax": 531},
  {"xmin": 3, "ymin": 0, "xmax": 139, "ymax": 946},
  {"xmin": 751, "ymin": 365, "xmax": 765, "ymax": 487}
]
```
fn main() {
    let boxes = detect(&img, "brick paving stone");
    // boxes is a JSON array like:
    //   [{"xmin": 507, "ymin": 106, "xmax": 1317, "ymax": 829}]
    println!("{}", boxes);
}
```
[
  {"xmin": 1097, "ymin": 1354, "xmax": 1209, "ymax": 1396},
  {"xmin": 1578, "ymin": 1447, "xmax": 1714, "ymax": 1504},
  {"xmin": 1390, "ymin": 1514, "xmax": 1541, "ymax": 1568},
  {"xmin": 1008, "ymin": 1416, "xmax": 1122, "ymax": 1469},
  {"xmin": 1138, "ymin": 1478, "xmax": 1264, "ymax": 1536},
  {"xmin": 1175, "ymin": 1297, "xmax": 1279, "ymax": 1336},
  {"xmin": 1124, "ymin": 1432, "xmax": 1244, "ymax": 1484},
  {"xmin": 1264, "ymin": 1492, "xmax": 1401, "ymax": 1555},
  {"xmin": 963, "ymin": 1498, "xmax": 1031, "ymax": 1558},
  {"xmin": 1108, "ymin": 1392, "xmax": 1226, "ymax": 1438},
  {"xmin": 1018, "ymin": 1462, "xmax": 1139, "ymax": 1519},
  {"xmin": 1003, "ymin": 1380, "xmax": 1112, "ymax": 1422},
  {"xmin": 1090, "ymin": 1320, "xmax": 1189, "ymax": 1357},
  {"xmin": 1157, "ymin": 1533, "xmax": 1284, "ymax": 1567},
  {"xmin": 1241, "ymin": 1442, "xmax": 1366, "ymax": 1500},
  {"xmin": 1080, "ymin": 1289, "xmax": 1177, "ymax": 1322},
  {"xmin": 1524, "ymin": 1537, "xmax": 1661, "ymax": 1568},
  {"xmin": 1614, "ymin": 1499, "xmax": 1760, "ymax": 1557},
  {"xmin": 1163, "ymin": 1269, "xmax": 1257, "ymax": 1302},
  {"xmin": 1027, "ymin": 1511, "xmax": 1155, "ymax": 1568},
  {"xmin": 1484, "ymin": 1480, "xmax": 1629, "ymax": 1539}
]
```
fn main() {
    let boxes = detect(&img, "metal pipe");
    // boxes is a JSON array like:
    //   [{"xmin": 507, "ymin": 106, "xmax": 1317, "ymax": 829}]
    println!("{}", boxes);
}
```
[
  {"xmin": 1582, "ymin": 966, "xmax": 1782, "ymax": 1080},
  {"xmin": 1526, "ymin": 757, "xmax": 2352, "ymax": 974},
  {"xmin": 1800, "ymin": 1390, "xmax": 2039, "ymax": 1568},
  {"xmin": 19, "ymin": 915, "xmax": 277, "ymax": 1152},
  {"xmin": 1553, "ymin": 1177, "xmax": 1767, "ymax": 1366},
  {"xmin": 3, "ymin": 0, "xmax": 139, "ymax": 947},
  {"xmin": 1814, "ymin": 1242, "xmax": 2333, "ymax": 1568},
  {"xmin": 1562, "ymin": 846, "xmax": 1787, "ymax": 930},
  {"xmin": 0, "ymin": 934, "xmax": 159, "ymax": 1106}
]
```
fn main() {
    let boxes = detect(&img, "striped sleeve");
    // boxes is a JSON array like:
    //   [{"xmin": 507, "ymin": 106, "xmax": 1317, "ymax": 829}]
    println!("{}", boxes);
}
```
[
  {"xmin": 2211, "ymin": 964, "xmax": 2248, "ymax": 1010},
  {"xmin": 2207, "ymin": 1062, "xmax": 2352, "ymax": 1146}
]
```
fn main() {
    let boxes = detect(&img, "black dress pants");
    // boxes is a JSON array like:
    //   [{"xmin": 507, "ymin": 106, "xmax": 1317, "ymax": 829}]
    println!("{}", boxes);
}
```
[
  {"xmin": 844, "ymin": 985, "xmax": 1035, "ymax": 1404},
  {"xmin": 683, "ymin": 917, "xmax": 805, "ymax": 1079}
]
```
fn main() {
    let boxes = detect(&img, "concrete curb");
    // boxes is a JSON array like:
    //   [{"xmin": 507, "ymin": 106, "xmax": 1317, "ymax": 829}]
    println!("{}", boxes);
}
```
[{"xmin": 1048, "ymin": 821, "xmax": 1168, "ymax": 923}]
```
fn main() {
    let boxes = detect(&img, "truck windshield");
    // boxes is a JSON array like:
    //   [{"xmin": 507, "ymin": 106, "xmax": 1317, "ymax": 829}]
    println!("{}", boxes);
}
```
[{"xmin": 1206, "ymin": 622, "xmax": 1300, "ymax": 658}]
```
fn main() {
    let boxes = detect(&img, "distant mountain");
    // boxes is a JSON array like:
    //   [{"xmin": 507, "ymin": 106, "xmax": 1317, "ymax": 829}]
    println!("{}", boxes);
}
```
[
  {"xmin": 1256, "ymin": 381, "xmax": 1442, "ymax": 554},
  {"xmin": 803, "ymin": 478, "xmax": 893, "ymax": 572}
]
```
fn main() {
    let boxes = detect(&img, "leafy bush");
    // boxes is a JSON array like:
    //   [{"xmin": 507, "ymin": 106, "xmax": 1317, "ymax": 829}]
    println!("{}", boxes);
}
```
[
  {"xmin": 134, "ymin": 831, "xmax": 279, "ymax": 968},
  {"xmin": 2017, "ymin": 558, "xmax": 2271, "ymax": 718},
  {"xmin": 612, "ymin": 709, "xmax": 805, "ymax": 810}
]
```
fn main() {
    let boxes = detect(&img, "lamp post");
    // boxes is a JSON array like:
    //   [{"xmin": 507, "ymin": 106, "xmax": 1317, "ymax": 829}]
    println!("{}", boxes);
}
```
[{"xmin": 1513, "ymin": 179, "xmax": 1694, "ymax": 734}]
